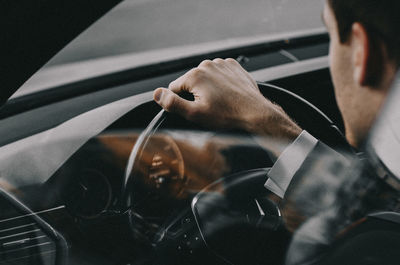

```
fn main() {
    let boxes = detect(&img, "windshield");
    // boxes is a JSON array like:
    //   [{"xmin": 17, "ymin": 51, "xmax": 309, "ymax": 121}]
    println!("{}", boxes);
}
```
[
  {"xmin": 46, "ymin": 0, "xmax": 324, "ymax": 67},
  {"xmin": 10, "ymin": 0, "xmax": 325, "ymax": 99}
]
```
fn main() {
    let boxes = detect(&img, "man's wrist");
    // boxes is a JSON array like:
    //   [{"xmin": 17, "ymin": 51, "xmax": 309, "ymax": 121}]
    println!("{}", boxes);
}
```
[{"xmin": 243, "ymin": 106, "xmax": 302, "ymax": 141}]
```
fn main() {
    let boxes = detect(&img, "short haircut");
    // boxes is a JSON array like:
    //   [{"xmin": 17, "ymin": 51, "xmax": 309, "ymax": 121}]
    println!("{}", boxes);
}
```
[{"xmin": 328, "ymin": 0, "xmax": 400, "ymax": 67}]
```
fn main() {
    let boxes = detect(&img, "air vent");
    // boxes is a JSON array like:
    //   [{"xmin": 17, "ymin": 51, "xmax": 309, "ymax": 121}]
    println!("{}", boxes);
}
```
[
  {"xmin": 0, "ymin": 189, "xmax": 67, "ymax": 265},
  {"xmin": 0, "ymin": 214, "xmax": 57, "ymax": 265}
]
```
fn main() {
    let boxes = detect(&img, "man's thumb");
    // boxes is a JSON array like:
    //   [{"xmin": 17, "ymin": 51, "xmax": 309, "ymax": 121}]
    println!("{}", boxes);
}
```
[{"xmin": 153, "ymin": 88, "xmax": 192, "ymax": 114}]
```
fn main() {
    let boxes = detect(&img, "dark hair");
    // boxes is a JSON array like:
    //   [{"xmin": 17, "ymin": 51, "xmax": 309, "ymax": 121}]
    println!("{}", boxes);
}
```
[{"xmin": 328, "ymin": 0, "xmax": 400, "ymax": 67}]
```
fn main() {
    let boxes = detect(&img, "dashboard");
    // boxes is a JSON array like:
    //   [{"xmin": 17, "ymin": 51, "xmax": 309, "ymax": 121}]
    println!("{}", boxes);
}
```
[{"xmin": 0, "ymin": 32, "xmax": 348, "ymax": 265}]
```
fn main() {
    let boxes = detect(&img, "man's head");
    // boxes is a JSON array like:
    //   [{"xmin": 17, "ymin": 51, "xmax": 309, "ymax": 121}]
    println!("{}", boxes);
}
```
[{"xmin": 323, "ymin": 0, "xmax": 399, "ymax": 147}]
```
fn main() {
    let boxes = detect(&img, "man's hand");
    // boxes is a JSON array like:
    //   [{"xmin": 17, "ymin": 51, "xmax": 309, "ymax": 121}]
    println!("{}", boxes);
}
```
[{"xmin": 153, "ymin": 58, "xmax": 301, "ymax": 140}]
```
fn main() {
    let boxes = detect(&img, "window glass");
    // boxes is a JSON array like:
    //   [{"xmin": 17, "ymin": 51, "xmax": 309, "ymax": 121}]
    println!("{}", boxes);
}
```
[{"xmin": 46, "ymin": 0, "xmax": 324, "ymax": 67}]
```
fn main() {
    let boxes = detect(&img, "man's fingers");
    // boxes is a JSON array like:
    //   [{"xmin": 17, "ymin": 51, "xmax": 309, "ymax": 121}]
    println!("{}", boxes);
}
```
[
  {"xmin": 154, "ymin": 88, "xmax": 194, "ymax": 117},
  {"xmin": 168, "ymin": 75, "xmax": 187, "ymax": 93},
  {"xmin": 168, "ymin": 68, "xmax": 201, "ymax": 93},
  {"xmin": 225, "ymin": 58, "xmax": 259, "ymax": 90}
]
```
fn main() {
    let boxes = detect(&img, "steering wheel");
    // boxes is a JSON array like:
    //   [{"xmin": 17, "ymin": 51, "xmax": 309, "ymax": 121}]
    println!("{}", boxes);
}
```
[{"xmin": 122, "ymin": 82, "xmax": 351, "ymax": 264}]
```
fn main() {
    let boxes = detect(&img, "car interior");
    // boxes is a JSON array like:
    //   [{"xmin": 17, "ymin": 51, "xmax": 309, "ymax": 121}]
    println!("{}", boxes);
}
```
[{"xmin": 1, "ymin": 27, "xmax": 399, "ymax": 265}]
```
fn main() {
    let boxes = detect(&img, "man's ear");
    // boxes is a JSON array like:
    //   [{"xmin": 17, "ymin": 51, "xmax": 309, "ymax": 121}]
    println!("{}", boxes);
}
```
[
  {"xmin": 351, "ymin": 22, "xmax": 383, "ymax": 87},
  {"xmin": 351, "ymin": 23, "xmax": 370, "ymax": 86}
]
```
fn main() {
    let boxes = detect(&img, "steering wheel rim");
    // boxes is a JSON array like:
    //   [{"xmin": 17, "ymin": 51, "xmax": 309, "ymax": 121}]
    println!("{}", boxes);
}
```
[
  {"xmin": 257, "ymin": 82, "xmax": 352, "ymax": 153},
  {"xmin": 119, "ymin": 82, "xmax": 353, "ymax": 263}
]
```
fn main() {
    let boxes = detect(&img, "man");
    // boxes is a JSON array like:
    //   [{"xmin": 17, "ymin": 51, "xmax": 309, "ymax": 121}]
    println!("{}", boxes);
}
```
[{"xmin": 153, "ymin": 0, "xmax": 399, "ymax": 196}]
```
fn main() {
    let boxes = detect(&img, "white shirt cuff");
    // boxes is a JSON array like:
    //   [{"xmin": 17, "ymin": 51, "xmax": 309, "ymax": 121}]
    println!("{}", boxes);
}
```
[{"xmin": 264, "ymin": 130, "xmax": 318, "ymax": 198}]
